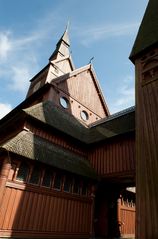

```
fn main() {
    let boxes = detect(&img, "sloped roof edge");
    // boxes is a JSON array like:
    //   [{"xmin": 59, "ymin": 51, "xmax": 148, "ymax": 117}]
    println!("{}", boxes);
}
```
[
  {"xmin": 1, "ymin": 130, "xmax": 97, "ymax": 179},
  {"xmin": 130, "ymin": 0, "xmax": 158, "ymax": 62}
]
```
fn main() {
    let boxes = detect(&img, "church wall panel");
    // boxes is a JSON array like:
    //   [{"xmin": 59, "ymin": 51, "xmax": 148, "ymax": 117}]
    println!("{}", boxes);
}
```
[
  {"xmin": 88, "ymin": 134, "xmax": 135, "ymax": 176},
  {"xmin": 25, "ymin": 121, "xmax": 87, "ymax": 158},
  {"xmin": 0, "ymin": 184, "xmax": 93, "ymax": 238}
]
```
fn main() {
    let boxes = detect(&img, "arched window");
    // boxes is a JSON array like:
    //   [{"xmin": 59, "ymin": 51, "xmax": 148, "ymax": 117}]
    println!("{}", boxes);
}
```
[{"xmin": 16, "ymin": 162, "xmax": 29, "ymax": 182}]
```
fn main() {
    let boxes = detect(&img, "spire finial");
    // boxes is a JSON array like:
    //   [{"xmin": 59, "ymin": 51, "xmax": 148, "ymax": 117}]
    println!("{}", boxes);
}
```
[
  {"xmin": 49, "ymin": 23, "xmax": 71, "ymax": 61},
  {"xmin": 65, "ymin": 20, "xmax": 70, "ymax": 33}
]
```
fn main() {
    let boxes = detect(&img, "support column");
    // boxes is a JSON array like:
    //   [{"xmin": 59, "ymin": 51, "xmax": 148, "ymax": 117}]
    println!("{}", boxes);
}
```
[{"xmin": 0, "ymin": 156, "xmax": 11, "ymax": 205}]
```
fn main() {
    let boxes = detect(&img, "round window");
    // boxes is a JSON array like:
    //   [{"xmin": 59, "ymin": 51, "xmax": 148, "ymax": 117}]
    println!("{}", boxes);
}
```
[
  {"xmin": 81, "ymin": 110, "xmax": 89, "ymax": 121},
  {"xmin": 59, "ymin": 97, "xmax": 69, "ymax": 109}
]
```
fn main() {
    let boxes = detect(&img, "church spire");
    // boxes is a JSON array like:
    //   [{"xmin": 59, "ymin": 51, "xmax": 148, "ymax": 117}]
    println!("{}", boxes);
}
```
[
  {"xmin": 49, "ymin": 24, "xmax": 70, "ymax": 62},
  {"xmin": 130, "ymin": 0, "xmax": 158, "ymax": 62}
]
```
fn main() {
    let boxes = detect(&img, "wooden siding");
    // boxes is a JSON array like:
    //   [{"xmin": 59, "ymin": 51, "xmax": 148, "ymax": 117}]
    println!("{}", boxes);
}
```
[
  {"xmin": 58, "ymin": 70, "xmax": 106, "ymax": 118},
  {"xmin": 88, "ymin": 134, "xmax": 135, "ymax": 177},
  {"xmin": 118, "ymin": 198, "xmax": 135, "ymax": 237},
  {"xmin": 44, "ymin": 85, "xmax": 103, "ymax": 125},
  {"xmin": 135, "ymin": 48, "xmax": 158, "ymax": 238},
  {"xmin": 25, "ymin": 121, "xmax": 87, "ymax": 158},
  {"xmin": 0, "ymin": 182, "xmax": 93, "ymax": 238}
]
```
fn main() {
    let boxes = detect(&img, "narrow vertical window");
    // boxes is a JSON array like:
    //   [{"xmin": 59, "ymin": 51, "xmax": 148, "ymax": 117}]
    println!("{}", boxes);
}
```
[
  {"xmin": 53, "ymin": 173, "xmax": 62, "ymax": 190},
  {"xmin": 29, "ymin": 166, "xmax": 41, "ymax": 185},
  {"xmin": 73, "ymin": 178, "xmax": 80, "ymax": 194},
  {"xmin": 63, "ymin": 176, "xmax": 72, "ymax": 192},
  {"xmin": 16, "ymin": 162, "xmax": 29, "ymax": 182},
  {"xmin": 42, "ymin": 169, "xmax": 52, "ymax": 188},
  {"xmin": 82, "ymin": 182, "xmax": 88, "ymax": 196}
]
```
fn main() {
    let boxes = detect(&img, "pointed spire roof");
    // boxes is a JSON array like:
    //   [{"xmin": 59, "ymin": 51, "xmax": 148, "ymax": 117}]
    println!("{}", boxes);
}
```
[
  {"xmin": 130, "ymin": 0, "xmax": 158, "ymax": 62},
  {"xmin": 58, "ymin": 22, "xmax": 70, "ymax": 46},
  {"xmin": 49, "ymin": 24, "xmax": 70, "ymax": 61}
]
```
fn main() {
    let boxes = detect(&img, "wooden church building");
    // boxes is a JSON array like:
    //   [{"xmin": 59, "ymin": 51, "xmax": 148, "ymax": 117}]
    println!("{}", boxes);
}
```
[{"xmin": 2, "ymin": 0, "xmax": 157, "ymax": 237}]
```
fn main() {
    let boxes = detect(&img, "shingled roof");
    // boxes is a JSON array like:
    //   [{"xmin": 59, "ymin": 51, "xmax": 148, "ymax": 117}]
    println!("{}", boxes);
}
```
[
  {"xmin": 1, "ymin": 130, "xmax": 96, "ymax": 179},
  {"xmin": 23, "ymin": 101, "xmax": 89, "ymax": 143},
  {"xmin": 23, "ymin": 101, "xmax": 135, "ymax": 144},
  {"xmin": 130, "ymin": 0, "xmax": 158, "ymax": 61}
]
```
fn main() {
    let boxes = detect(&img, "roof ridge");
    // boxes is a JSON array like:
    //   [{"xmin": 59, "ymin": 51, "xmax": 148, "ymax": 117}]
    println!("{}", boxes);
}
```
[{"xmin": 89, "ymin": 106, "xmax": 135, "ymax": 128}]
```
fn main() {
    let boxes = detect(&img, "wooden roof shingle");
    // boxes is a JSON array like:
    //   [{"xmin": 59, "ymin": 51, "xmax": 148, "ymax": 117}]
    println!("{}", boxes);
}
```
[{"xmin": 1, "ymin": 130, "xmax": 97, "ymax": 179}]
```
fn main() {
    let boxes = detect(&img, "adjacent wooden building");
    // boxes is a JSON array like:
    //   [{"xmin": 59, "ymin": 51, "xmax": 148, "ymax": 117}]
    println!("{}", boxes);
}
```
[
  {"xmin": 130, "ymin": 0, "xmax": 158, "ymax": 238},
  {"xmin": 0, "ymin": 22, "xmax": 136, "ymax": 239}
]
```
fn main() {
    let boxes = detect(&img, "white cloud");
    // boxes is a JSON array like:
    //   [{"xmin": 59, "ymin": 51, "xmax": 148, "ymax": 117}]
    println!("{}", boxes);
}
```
[
  {"xmin": 0, "ymin": 31, "xmax": 41, "ymax": 93},
  {"xmin": 0, "ymin": 9, "xmax": 60, "ymax": 93},
  {"xmin": 9, "ymin": 66, "xmax": 31, "ymax": 92},
  {"xmin": 75, "ymin": 22, "xmax": 139, "ymax": 46},
  {"xmin": 0, "ymin": 103, "xmax": 12, "ymax": 119},
  {"xmin": 0, "ymin": 32, "xmax": 12, "ymax": 61},
  {"xmin": 110, "ymin": 75, "xmax": 135, "ymax": 113}
]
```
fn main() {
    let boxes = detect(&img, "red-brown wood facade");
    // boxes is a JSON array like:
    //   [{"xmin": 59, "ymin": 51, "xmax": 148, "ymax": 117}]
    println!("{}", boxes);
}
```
[
  {"xmin": 135, "ymin": 47, "xmax": 158, "ymax": 239},
  {"xmin": 88, "ymin": 133, "xmax": 135, "ymax": 179},
  {"xmin": 0, "ymin": 27, "xmax": 136, "ymax": 239},
  {"xmin": 0, "ymin": 154, "xmax": 94, "ymax": 239}
]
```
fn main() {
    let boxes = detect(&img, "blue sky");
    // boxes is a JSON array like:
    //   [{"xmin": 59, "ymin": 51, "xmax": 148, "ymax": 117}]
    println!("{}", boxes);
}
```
[{"xmin": 0, "ymin": 0, "xmax": 148, "ymax": 118}]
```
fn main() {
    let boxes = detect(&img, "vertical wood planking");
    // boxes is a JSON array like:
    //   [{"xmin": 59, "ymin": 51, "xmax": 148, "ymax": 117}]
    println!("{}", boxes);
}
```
[
  {"xmin": 88, "ymin": 134, "xmax": 135, "ymax": 176},
  {"xmin": 0, "ymin": 185, "xmax": 92, "ymax": 237},
  {"xmin": 25, "ymin": 121, "xmax": 87, "ymax": 158}
]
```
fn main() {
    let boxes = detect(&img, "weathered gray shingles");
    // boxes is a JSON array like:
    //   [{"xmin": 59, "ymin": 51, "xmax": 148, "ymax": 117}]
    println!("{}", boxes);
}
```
[
  {"xmin": 130, "ymin": 0, "xmax": 158, "ymax": 61},
  {"xmin": 24, "ymin": 101, "xmax": 89, "ymax": 143},
  {"xmin": 0, "ymin": 102, "xmax": 134, "ymax": 179},
  {"xmin": 24, "ymin": 101, "xmax": 135, "ymax": 143},
  {"xmin": 1, "ymin": 130, "xmax": 96, "ymax": 179}
]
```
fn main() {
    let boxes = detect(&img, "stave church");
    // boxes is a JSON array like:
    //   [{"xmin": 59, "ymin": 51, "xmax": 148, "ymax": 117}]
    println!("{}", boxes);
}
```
[{"xmin": 0, "ymin": 0, "xmax": 158, "ymax": 238}]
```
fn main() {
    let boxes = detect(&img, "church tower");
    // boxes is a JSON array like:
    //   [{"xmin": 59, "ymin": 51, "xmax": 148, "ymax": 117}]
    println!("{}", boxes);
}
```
[
  {"xmin": 130, "ymin": 0, "xmax": 158, "ymax": 238},
  {"xmin": 26, "ymin": 28, "xmax": 109, "ymax": 125}
]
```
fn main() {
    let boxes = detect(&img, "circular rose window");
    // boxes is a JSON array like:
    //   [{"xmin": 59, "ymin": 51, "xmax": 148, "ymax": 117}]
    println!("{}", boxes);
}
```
[
  {"xmin": 59, "ymin": 97, "xmax": 69, "ymax": 109},
  {"xmin": 80, "ymin": 110, "xmax": 89, "ymax": 121}
]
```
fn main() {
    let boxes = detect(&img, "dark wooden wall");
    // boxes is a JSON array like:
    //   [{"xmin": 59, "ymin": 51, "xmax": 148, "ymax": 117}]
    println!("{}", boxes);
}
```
[
  {"xmin": 135, "ymin": 48, "xmax": 158, "ymax": 238},
  {"xmin": 25, "ymin": 120, "xmax": 87, "ymax": 158},
  {"xmin": 88, "ymin": 133, "xmax": 135, "ymax": 178},
  {"xmin": 0, "ymin": 157, "xmax": 94, "ymax": 239},
  {"xmin": 57, "ymin": 69, "xmax": 106, "ymax": 118}
]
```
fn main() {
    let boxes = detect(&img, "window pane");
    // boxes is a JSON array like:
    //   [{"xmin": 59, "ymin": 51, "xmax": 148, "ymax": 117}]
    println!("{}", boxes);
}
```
[
  {"xmin": 42, "ymin": 170, "xmax": 52, "ymax": 187},
  {"xmin": 59, "ymin": 97, "xmax": 69, "ymax": 109},
  {"xmin": 64, "ymin": 177, "xmax": 72, "ymax": 192},
  {"xmin": 29, "ymin": 166, "xmax": 41, "ymax": 185},
  {"xmin": 17, "ymin": 162, "xmax": 29, "ymax": 182},
  {"xmin": 82, "ymin": 183, "xmax": 88, "ymax": 196},
  {"xmin": 73, "ymin": 179, "xmax": 80, "ymax": 194},
  {"xmin": 80, "ymin": 110, "xmax": 89, "ymax": 121},
  {"xmin": 54, "ymin": 173, "xmax": 62, "ymax": 190}
]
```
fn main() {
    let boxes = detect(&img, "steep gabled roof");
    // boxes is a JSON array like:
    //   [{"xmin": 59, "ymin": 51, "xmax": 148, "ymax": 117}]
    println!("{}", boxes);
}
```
[
  {"xmin": 1, "ymin": 130, "xmax": 96, "ymax": 179},
  {"xmin": 130, "ymin": 0, "xmax": 158, "ymax": 62},
  {"xmin": 52, "ymin": 64, "xmax": 110, "ymax": 116}
]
